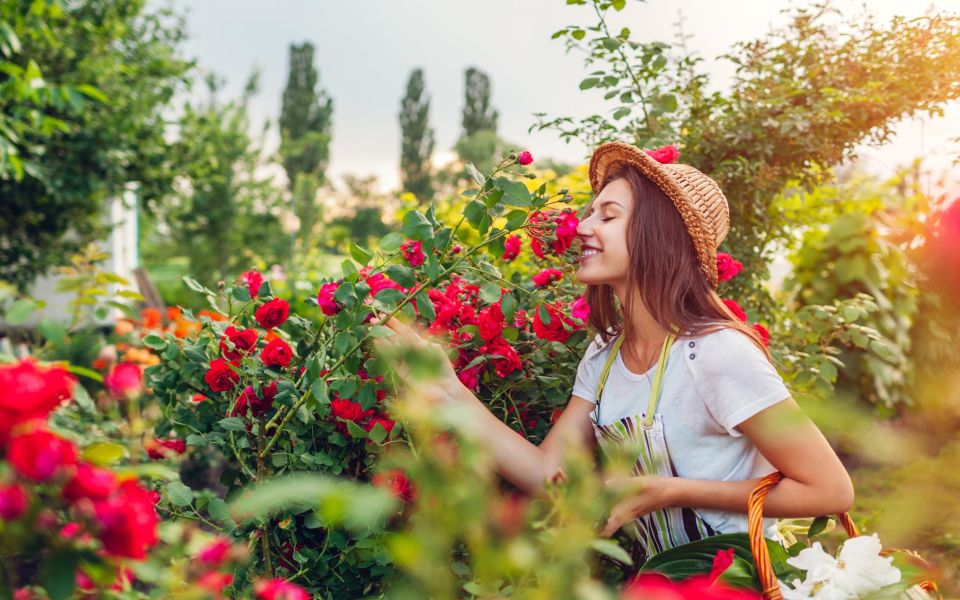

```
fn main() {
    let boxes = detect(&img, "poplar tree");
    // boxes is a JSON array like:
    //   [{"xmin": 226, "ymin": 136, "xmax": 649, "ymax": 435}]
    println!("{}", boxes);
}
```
[{"xmin": 399, "ymin": 68, "xmax": 435, "ymax": 200}]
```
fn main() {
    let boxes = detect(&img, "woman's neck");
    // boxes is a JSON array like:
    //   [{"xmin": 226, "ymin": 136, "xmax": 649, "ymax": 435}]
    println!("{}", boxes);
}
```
[{"xmin": 617, "ymin": 289, "xmax": 671, "ymax": 370}]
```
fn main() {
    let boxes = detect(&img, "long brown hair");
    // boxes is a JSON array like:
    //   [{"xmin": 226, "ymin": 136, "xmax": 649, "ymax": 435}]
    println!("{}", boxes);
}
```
[{"xmin": 583, "ymin": 162, "xmax": 772, "ymax": 364}]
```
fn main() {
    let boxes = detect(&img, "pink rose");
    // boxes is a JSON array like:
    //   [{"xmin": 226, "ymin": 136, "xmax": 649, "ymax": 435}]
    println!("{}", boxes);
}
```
[
  {"xmin": 240, "ymin": 270, "xmax": 264, "ymax": 298},
  {"xmin": 400, "ymin": 239, "xmax": 426, "ymax": 267},
  {"xmin": 0, "ymin": 482, "xmax": 27, "ymax": 520},
  {"xmin": 517, "ymin": 150, "xmax": 534, "ymax": 166},
  {"xmin": 644, "ymin": 144, "xmax": 680, "ymax": 164},
  {"xmin": 502, "ymin": 235, "xmax": 522, "ymax": 261},
  {"xmin": 317, "ymin": 282, "xmax": 342, "ymax": 316},
  {"xmin": 7, "ymin": 424, "xmax": 77, "ymax": 482},
  {"xmin": 532, "ymin": 268, "xmax": 563, "ymax": 288},
  {"xmin": 571, "ymin": 297, "xmax": 590, "ymax": 322},
  {"xmin": 63, "ymin": 463, "xmax": 119, "ymax": 502},
  {"xmin": 716, "ymin": 252, "xmax": 744, "ymax": 283}
]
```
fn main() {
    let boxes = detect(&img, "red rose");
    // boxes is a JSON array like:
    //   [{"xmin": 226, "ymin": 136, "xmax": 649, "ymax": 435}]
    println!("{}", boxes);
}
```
[
  {"xmin": 528, "ymin": 209, "xmax": 579, "ymax": 259},
  {"xmin": 532, "ymin": 268, "xmax": 563, "ymax": 288},
  {"xmin": 716, "ymin": 252, "xmax": 744, "ymax": 283},
  {"xmin": 532, "ymin": 302, "xmax": 575, "ymax": 342},
  {"xmin": 7, "ymin": 424, "xmax": 77, "ymax": 482},
  {"xmin": 254, "ymin": 298, "xmax": 290, "ymax": 330},
  {"xmin": 233, "ymin": 382, "xmax": 278, "ymax": 418},
  {"xmin": 0, "ymin": 482, "xmax": 27, "ymax": 520},
  {"xmin": 63, "ymin": 463, "xmax": 118, "ymax": 502},
  {"xmin": 644, "ymin": 144, "xmax": 680, "ymax": 164},
  {"xmin": 364, "ymin": 270, "xmax": 404, "ymax": 297},
  {"xmin": 364, "ymin": 416, "xmax": 396, "ymax": 437},
  {"xmin": 239, "ymin": 270, "xmax": 264, "ymax": 299},
  {"xmin": 752, "ymin": 323, "xmax": 770, "ymax": 348},
  {"xmin": 502, "ymin": 234, "xmax": 522, "ymax": 261},
  {"xmin": 400, "ymin": 239, "xmax": 426, "ymax": 267},
  {"xmin": 104, "ymin": 362, "xmax": 143, "ymax": 400},
  {"xmin": 260, "ymin": 338, "xmax": 293, "ymax": 368},
  {"xmin": 197, "ymin": 538, "xmax": 232, "ymax": 567},
  {"xmin": 93, "ymin": 479, "xmax": 159, "ymax": 559},
  {"xmin": 191, "ymin": 393, "xmax": 207, "ymax": 403},
  {"xmin": 145, "ymin": 438, "xmax": 187, "ymax": 460},
  {"xmin": 481, "ymin": 337, "xmax": 523, "ymax": 378},
  {"xmin": 517, "ymin": 150, "xmax": 534, "ymax": 166},
  {"xmin": 722, "ymin": 299, "xmax": 747, "ymax": 322},
  {"xmin": 329, "ymin": 398, "xmax": 373, "ymax": 435},
  {"xmin": 220, "ymin": 326, "xmax": 258, "ymax": 361},
  {"xmin": 372, "ymin": 469, "xmax": 416, "ymax": 503},
  {"xmin": 0, "ymin": 360, "xmax": 75, "ymax": 445},
  {"xmin": 317, "ymin": 281, "xmax": 342, "ymax": 316},
  {"xmin": 478, "ymin": 302, "xmax": 505, "ymax": 342},
  {"xmin": 198, "ymin": 571, "xmax": 234, "ymax": 595},
  {"xmin": 204, "ymin": 359, "xmax": 239, "ymax": 392},
  {"xmin": 708, "ymin": 548, "xmax": 736, "ymax": 582},
  {"xmin": 254, "ymin": 578, "xmax": 310, "ymax": 600},
  {"xmin": 454, "ymin": 348, "xmax": 486, "ymax": 391}
]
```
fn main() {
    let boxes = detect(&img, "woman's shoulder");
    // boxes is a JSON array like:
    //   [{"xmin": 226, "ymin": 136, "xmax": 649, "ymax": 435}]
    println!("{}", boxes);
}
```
[
  {"xmin": 582, "ymin": 332, "xmax": 618, "ymax": 362},
  {"xmin": 680, "ymin": 325, "xmax": 770, "ymax": 374}
]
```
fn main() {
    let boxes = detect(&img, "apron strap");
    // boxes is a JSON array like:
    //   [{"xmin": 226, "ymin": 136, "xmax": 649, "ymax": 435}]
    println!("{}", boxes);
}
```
[{"xmin": 595, "ymin": 330, "xmax": 677, "ymax": 427}]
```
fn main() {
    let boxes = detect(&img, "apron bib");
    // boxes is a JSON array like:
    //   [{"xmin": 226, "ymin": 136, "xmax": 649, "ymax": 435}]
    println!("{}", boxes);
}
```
[{"xmin": 591, "ymin": 332, "xmax": 718, "ymax": 565}]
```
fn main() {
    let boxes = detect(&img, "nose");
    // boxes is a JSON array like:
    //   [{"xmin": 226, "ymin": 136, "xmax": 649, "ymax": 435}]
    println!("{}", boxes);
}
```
[{"xmin": 576, "ymin": 210, "xmax": 595, "ymax": 238}]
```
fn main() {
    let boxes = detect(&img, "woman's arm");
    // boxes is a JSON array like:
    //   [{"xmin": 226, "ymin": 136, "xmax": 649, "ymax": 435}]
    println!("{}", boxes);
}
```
[
  {"xmin": 600, "ymin": 398, "xmax": 854, "ymax": 536},
  {"xmin": 372, "ymin": 316, "xmax": 596, "ymax": 497}
]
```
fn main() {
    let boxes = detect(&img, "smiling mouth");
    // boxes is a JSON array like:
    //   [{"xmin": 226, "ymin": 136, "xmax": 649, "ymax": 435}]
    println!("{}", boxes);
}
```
[{"xmin": 580, "ymin": 249, "xmax": 602, "ymax": 261}]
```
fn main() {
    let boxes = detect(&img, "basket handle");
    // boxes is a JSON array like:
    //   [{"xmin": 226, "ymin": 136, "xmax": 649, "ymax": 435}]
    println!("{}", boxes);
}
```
[{"xmin": 747, "ymin": 471, "xmax": 859, "ymax": 600}]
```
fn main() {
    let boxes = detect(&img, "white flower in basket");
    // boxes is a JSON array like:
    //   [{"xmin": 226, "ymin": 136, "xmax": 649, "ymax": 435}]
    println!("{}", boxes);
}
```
[{"xmin": 779, "ymin": 533, "xmax": 901, "ymax": 599}]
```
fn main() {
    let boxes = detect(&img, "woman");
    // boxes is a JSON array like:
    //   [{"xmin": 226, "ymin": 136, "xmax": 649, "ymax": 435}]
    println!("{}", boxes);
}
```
[{"xmin": 373, "ymin": 141, "xmax": 853, "ymax": 563}]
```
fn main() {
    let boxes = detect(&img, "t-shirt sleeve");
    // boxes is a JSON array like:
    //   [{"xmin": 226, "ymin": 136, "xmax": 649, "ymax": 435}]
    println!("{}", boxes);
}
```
[
  {"xmin": 571, "ymin": 336, "xmax": 605, "ymax": 403},
  {"xmin": 688, "ymin": 328, "xmax": 791, "ymax": 437}
]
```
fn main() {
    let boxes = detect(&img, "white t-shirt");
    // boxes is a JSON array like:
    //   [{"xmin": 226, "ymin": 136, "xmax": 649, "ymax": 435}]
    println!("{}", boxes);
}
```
[{"xmin": 571, "ymin": 326, "xmax": 791, "ymax": 535}]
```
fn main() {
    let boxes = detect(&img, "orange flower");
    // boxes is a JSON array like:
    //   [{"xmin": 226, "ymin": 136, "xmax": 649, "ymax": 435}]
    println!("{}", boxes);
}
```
[
  {"xmin": 174, "ymin": 319, "xmax": 201, "ymax": 339},
  {"xmin": 141, "ymin": 308, "xmax": 162, "ymax": 329},
  {"xmin": 198, "ymin": 310, "xmax": 227, "ymax": 322},
  {"xmin": 166, "ymin": 306, "xmax": 182, "ymax": 321},
  {"xmin": 114, "ymin": 319, "xmax": 135, "ymax": 337}
]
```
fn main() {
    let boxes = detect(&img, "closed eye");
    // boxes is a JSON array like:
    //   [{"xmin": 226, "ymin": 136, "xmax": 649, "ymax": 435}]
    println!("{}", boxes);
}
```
[{"xmin": 601, "ymin": 217, "xmax": 614, "ymax": 222}]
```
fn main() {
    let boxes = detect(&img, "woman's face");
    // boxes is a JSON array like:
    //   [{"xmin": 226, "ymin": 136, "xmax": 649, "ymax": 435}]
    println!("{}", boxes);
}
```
[{"xmin": 574, "ymin": 178, "xmax": 632, "ymax": 288}]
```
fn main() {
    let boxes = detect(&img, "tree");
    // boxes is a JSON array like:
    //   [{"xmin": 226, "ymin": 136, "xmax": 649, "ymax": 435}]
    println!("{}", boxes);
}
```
[
  {"xmin": 399, "ymin": 68, "xmax": 435, "ymax": 200},
  {"xmin": 0, "ymin": 0, "xmax": 191, "ymax": 290},
  {"xmin": 461, "ymin": 66, "xmax": 498, "ymax": 136},
  {"xmin": 279, "ymin": 42, "xmax": 333, "ymax": 259},
  {"xmin": 149, "ymin": 74, "xmax": 288, "ymax": 286}
]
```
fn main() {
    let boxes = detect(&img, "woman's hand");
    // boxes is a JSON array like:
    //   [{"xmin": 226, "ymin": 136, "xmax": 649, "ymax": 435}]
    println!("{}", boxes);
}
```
[
  {"xmin": 599, "ymin": 474, "xmax": 672, "ymax": 538},
  {"xmin": 369, "ymin": 315, "xmax": 467, "ymax": 403}
]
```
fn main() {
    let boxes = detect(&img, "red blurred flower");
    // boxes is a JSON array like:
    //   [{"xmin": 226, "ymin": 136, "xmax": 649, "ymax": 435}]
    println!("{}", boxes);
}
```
[
  {"xmin": 0, "ymin": 359, "xmax": 75, "ymax": 446},
  {"xmin": 502, "ymin": 234, "xmax": 522, "ymax": 261},
  {"xmin": 722, "ymin": 299, "xmax": 747, "ymax": 322},
  {"xmin": 145, "ymin": 438, "xmax": 186, "ymax": 461},
  {"xmin": 240, "ymin": 270, "xmax": 264, "ymax": 299},
  {"xmin": 532, "ymin": 268, "xmax": 563, "ymax": 288},
  {"xmin": 622, "ymin": 571, "xmax": 760, "ymax": 600},
  {"xmin": 364, "ymin": 416, "xmax": 396, "ymax": 437},
  {"xmin": 141, "ymin": 307, "xmax": 162, "ymax": 329},
  {"xmin": 716, "ymin": 252, "xmax": 743, "ymax": 283},
  {"xmin": 7, "ymin": 424, "xmax": 77, "ymax": 482},
  {"xmin": 254, "ymin": 298, "xmax": 290, "ymax": 330},
  {"xmin": 191, "ymin": 393, "xmax": 207, "ymax": 403},
  {"xmin": 104, "ymin": 362, "xmax": 143, "ymax": 400},
  {"xmin": 220, "ymin": 327, "xmax": 258, "ymax": 361},
  {"xmin": 478, "ymin": 301, "xmax": 505, "ymax": 342},
  {"xmin": 232, "ymin": 382, "xmax": 278, "ymax": 418},
  {"xmin": 752, "ymin": 323, "xmax": 770, "ymax": 348},
  {"xmin": 93, "ymin": 479, "xmax": 159, "ymax": 559},
  {"xmin": 0, "ymin": 482, "xmax": 27, "ymax": 520},
  {"xmin": 571, "ymin": 296, "xmax": 590, "ymax": 323},
  {"xmin": 198, "ymin": 571, "xmax": 234, "ymax": 596},
  {"xmin": 318, "ymin": 281, "xmax": 342, "ymax": 316},
  {"xmin": 260, "ymin": 338, "xmax": 293, "ymax": 368},
  {"xmin": 372, "ymin": 469, "xmax": 416, "ymax": 503},
  {"xmin": 517, "ymin": 150, "xmax": 534, "ymax": 166},
  {"xmin": 63, "ymin": 463, "xmax": 118, "ymax": 502},
  {"xmin": 254, "ymin": 579, "xmax": 310, "ymax": 600},
  {"xmin": 644, "ymin": 144, "xmax": 680, "ymax": 165},
  {"xmin": 400, "ymin": 239, "xmax": 426, "ymax": 267},
  {"xmin": 204, "ymin": 359, "xmax": 239, "ymax": 392},
  {"xmin": 198, "ymin": 538, "xmax": 233, "ymax": 567}
]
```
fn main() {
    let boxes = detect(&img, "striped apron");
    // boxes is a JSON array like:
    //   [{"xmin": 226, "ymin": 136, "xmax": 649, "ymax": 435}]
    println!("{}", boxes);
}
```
[{"xmin": 591, "ymin": 332, "xmax": 718, "ymax": 566}]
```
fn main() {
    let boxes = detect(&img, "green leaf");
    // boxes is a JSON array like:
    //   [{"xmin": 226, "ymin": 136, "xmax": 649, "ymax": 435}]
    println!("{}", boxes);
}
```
[
  {"xmin": 65, "ymin": 364, "xmax": 103, "ymax": 383},
  {"xmin": 494, "ymin": 177, "xmax": 531, "ymax": 207},
  {"xmin": 182, "ymin": 276, "xmax": 207, "ymax": 293},
  {"xmin": 480, "ymin": 282, "xmax": 503, "ymax": 304},
  {"xmin": 660, "ymin": 93, "xmax": 678, "ymax": 112},
  {"xmin": 464, "ymin": 200, "xmax": 487, "ymax": 230},
  {"xmin": 807, "ymin": 515, "xmax": 830, "ymax": 538},
  {"xmin": 537, "ymin": 304, "xmax": 552, "ymax": 326},
  {"xmin": 71, "ymin": 383, "xmax": 96, "ymax": 415},
  {"xmin": 501, "ymin": 292, "xmax": 517, "ymax": 321},
  {"xmin": 82, "ymin": 441, "xmax": 128, "ymax": 466},
  {"xmin": 166, "ymin": 481, "xmax": 194, "ymax": 507},
  {"xmin": 466, "ymin": 163, "xmax": 485, "ymax": 186},
  {"xmin": 368, "ymin": 422, "xmax": 388, "ymax": 444},
  {"xmin": 350, "ymin": 243, "xmax": 373, "ymax": 265},
  {"xmin": 588, "ymin": 538, "xmax": 632, "ymax": 565},
  {"xmin": 386, "ymin": 264, "xmax": 415, "ymax": 288},
  {"xmin": 5, "ymin": 299, "xmax": 37, "ymax": 325},
  {"xmin": 142, "ymin": 334, "xmax": 166, "ymax": 350},
  {"xmin": 368, "ymin": 326, "xmax": 396, "ymax": 338},
  {"xmin": 37, "ymin": 318, "xmax": 66, "ymax": 344},
  {"xmin": 402, "ymin": 210, "xmax": 434, "ymax": 241},
  {"xmin": 579, "ymin": 77, "xmax": 598, "ymax": 90},
  {"xmin": 345, "ymin": 419, "xmax": 367, "ymax": 439},
  {"xmin": 40, "ymin": 551, "xmax": 80, "ymax": 600},
  {"xmin": 208, "ymin": 497, "xmax": 231, "ymax": 522},
  {"xmin": 379, "ymin": 232, "xmax": 403, "ymax": 253},
  {"xmin": 416, "ymin": 289, "xmax": 436, "ymax": 322},
  {"xmin": 218, "ymin": 417, "xmax": 247, "ymax": 432},
  {"xmin": 505, "ymin": 209, "xmax": 528, "ymax": 231}
]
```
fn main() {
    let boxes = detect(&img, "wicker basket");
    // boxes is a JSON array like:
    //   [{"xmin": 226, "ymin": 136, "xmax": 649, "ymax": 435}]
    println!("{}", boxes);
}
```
[{"xmin": 748, "ymin": 471, "xmax": 940, "ymax": 600}]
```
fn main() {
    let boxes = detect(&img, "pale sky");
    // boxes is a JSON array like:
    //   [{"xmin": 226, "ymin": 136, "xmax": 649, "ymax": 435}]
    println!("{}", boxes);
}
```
[{"xmin": 165, "ymin": 0, "xmax": 960, "ymax": 195}]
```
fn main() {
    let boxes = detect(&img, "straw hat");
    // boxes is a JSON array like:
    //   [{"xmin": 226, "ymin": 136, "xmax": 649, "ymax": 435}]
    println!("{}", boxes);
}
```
[{"xmin": 588, "ymin": 141, "xmax": 730, "ymax": 288}]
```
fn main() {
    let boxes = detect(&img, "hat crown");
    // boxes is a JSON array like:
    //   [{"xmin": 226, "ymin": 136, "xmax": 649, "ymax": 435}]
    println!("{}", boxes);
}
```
[{"xmin": 663, "ymin": 163, "xmax": 730, "ymax": 249}]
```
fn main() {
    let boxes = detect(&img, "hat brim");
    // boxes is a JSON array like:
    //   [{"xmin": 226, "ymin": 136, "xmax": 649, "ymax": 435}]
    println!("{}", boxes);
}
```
[{"xmin": 588, "ymin": 141, "xmax": 718, "ymax": 288}]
